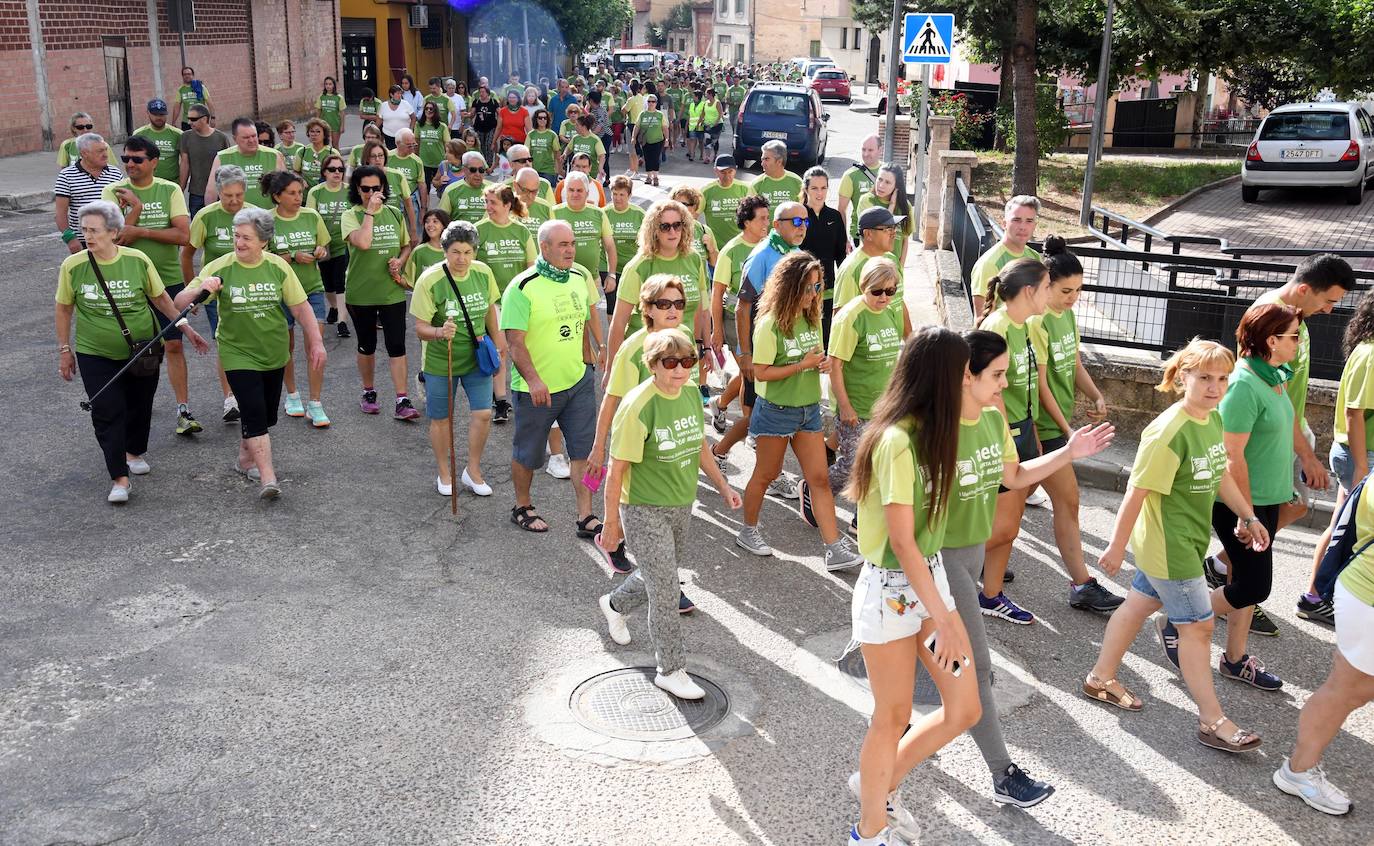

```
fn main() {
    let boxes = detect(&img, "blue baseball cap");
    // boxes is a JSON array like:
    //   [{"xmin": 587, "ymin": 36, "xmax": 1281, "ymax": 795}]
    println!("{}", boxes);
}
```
[{"xmin": 147, "ymin": 98, "xmax": 169, "ymax": 114}]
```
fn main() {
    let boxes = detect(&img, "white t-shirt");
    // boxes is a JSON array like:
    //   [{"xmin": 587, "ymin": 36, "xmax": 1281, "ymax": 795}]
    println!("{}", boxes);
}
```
[
  {"xmin": 448, "ymin": 95, "xmax": 466, "ymax": 131},
  {"xmin": 379, "ymin": 100, "xmax": 416, "ymax": 138}
]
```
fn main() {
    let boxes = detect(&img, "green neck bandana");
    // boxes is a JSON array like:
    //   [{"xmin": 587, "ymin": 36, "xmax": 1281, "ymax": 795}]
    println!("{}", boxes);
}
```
[
  {"xmin": 1244, "ymin": 355, "xmax": 1292, "ymax": 386},
  {"xmin": 768, "ymin": 230, "xmax": 797, "ymax": 255},
  {"xmin": 536, "ymin": 256, "xmax": 570, "ymax": 283}
]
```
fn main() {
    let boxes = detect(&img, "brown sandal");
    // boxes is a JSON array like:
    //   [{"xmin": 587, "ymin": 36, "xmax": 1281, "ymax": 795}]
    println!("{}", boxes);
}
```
[
  {"xmin": 1081, "ymin": 673, "xmax": 1143, "ymax": 711},
  {"xmin": 1197, "ymin": 716, "xmax": 1261, "ymax": 753}
]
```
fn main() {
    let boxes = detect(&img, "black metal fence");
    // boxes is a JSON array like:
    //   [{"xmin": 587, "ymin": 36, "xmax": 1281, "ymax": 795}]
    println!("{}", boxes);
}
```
[{"xmin": 952, "ymin": 197, "xmax": 1374, "ymax": 381}]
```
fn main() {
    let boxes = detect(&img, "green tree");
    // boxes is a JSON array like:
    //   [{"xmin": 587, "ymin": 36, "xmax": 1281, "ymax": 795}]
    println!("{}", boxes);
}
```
[{"xmin": 540, "ymin": 0, "xmax": 634, "ymax": 57}]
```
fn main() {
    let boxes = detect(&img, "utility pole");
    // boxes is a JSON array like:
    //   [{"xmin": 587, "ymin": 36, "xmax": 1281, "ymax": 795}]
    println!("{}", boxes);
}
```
[
  {"xmin": 882, "ymin": 0, "xmax": 902, "ymax": 164},
  {"xmin": 1079, "ymin": 0, "xmax": 1115, "ymax": 227}
]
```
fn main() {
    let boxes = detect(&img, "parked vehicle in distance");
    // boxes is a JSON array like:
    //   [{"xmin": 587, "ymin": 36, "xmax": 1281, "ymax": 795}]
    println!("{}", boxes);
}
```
[
  {"xmin": 1242, "ymin": 101, "xmax": 1374, "ymax": 204},
  {"xmin": 613, "ymin": 48, "xmax": 659, "ymax": 75},
  {"xmin": 803, "ymin": 58, "xmax": 837, "ymax": 79},
  {"xmin": 734, "ymin": 83, "xmax": 830, "ymax": 169},
  {"xmin": 811, "ymin": 68, "xmax": 851, "ymax": 104}
]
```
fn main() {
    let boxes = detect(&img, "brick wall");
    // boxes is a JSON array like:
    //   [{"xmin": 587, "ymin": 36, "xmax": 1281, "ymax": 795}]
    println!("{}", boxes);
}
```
[{"xmin": 0, "ymin": 0, "xmax": 338, "ymax": 156}]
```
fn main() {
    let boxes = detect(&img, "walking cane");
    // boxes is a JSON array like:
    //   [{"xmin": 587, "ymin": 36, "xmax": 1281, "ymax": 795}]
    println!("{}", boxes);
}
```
[
  {"xmin": 79, "ymin": 289, "xmax": 211, "ymax": 412},
  {"xmin": 447, "ymin": 332, "xmax": 458, "ymax": 516}
]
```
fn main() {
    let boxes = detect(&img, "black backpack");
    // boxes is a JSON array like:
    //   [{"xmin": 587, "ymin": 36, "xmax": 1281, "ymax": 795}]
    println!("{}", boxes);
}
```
[{"xmin": 1315, "ymin": 474, "xmax": 1374, "ymax": 602}]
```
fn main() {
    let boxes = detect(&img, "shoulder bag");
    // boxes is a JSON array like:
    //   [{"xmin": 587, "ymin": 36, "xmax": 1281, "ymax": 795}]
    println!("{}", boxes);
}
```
[
  {"xmin": 442, "ymin": 265, "xmax": 501, "ymax": 376},
  {"xmin": 87, "ymin": 251, "xmax": 164, "ymax": 378}
]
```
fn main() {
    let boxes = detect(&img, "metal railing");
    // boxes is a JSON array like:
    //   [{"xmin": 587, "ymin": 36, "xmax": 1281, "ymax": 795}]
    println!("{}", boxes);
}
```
[{"xmin": 950, "ymin": 174, "xmax": 996, "ymax": 307}]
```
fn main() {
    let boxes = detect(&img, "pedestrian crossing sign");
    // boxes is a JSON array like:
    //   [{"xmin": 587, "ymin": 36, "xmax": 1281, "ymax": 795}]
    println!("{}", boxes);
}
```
[{"xmin": 902, "ymin": 13, "xmax": 954, "ymax": 64}]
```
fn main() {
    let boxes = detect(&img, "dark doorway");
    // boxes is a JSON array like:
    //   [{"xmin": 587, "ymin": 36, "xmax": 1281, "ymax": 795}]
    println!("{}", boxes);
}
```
[
  {"xmin": 866, "ymin": 35, "xmax": 881, "ymax": 84},
  {"xmin": 102, "ymin": 37, "xmax": 131, "ymax": 142},
  {"xmin": 1113, "ymin": 97, "xmax": 1178, "ymax": 148},
  {"xmin": 341, "ymin": 19, "xmax": 377, "ymax": 102}
]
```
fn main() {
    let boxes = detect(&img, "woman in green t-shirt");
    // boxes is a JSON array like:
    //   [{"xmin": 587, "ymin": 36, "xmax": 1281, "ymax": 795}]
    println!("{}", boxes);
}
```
[
  {"xmin": 176, "ymin": 206, "xmax": 325, "ymax": 500},
  {"xmin": 357, "ymin": 87, "xmax": 381, "ymax": 131},
  {"xmin": 596, "ymin": 329, "xmax": 740, "ymax": 701},
  {"xmin": 1205, "ymin": 301, "xmax": 1302, "ymax": 691},
  {"xmin": 631, "ymin": 95, "xmax": 666, "ymax": 186},
  {"xmin": 263, "ymin": 170, "xmax": 332, "ymax": 427},
  {"xmin": 1025, "ymin": 236, "xmax": 1120, "ymax": 615},
  {"xmin": 526, "ymin": 108, "xmax": 562, "ymax": 184},
  {"xmin": 416, "ymin": 101, "xmax": 451, "ymax": 192},
  {"xmin": 315, "ymin": 76, "xmax": 345, "ymax": 141},
  {"xmin": 348, "ymin": 124, "xmax": 384, "ymax": 169},
  {"xmin": 307, "ymin": 154, "xmax": 351, "ymax": 337},
  {"xmin": 736, "ymin": 252, "xmax": 862, "ymax": 570},
  {"xmin": 275, "ymin": 121, "xmax": 304, "ymax": 176},
  {"xmin": 57, "ymin": 200, "xmax": 209, "ymax": 503},
  {"xmin": 857, "ymin": 164, "xmax": 914, "ymax": 268},
  {"xmin": 975, "ymin": 257, "xmax": 1050, "ymax": 625},
  {"xmin": 405, "ymin": 208, "xmax": 449, "ymax": 286},
  {"xmin": 603, "ymin": 176, "xmax": 645, "ymax": 314},
  {"xmin": 841, "ymin": 326, "xmax": 978, "ymax": 846},
  {"xmin": 297, "ymin": 119, "xmax": 338, "ymax": 186},
  {"xmin": 826, "ymin": 257, "xmax": 907, "ymax": 508},
  {"xmin": 409, "ymin": 220, "xmax": 506, "ymax": 498},
  {"xmin": 945, "ymin": 329, "xmax": 1112, "ymax": 805},
  {"xmin": 1085, "ymin": 339, "xmax": 1268, "ymax": 754}
]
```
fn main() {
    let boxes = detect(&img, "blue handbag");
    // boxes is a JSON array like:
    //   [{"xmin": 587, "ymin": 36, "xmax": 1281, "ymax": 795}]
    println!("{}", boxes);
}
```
[{"xmin": 443, "ymin": 265, "xmax": 501, "ymax": 376}]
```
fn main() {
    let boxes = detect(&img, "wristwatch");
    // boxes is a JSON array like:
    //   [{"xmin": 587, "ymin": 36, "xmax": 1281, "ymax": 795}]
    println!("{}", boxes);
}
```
[
  {"xmin": 1241, "ymin": 516, "xmax": 1259, "ymax": 528},
  {"xmin": 58, "ymin": 344, "xmax": 72, "ymax": 353}
]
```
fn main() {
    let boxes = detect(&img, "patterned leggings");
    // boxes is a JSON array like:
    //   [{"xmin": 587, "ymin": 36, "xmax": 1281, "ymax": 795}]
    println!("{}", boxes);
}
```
[{"xmin": 608, "ymin": 503, "xmax": 691, "ymax": 674}]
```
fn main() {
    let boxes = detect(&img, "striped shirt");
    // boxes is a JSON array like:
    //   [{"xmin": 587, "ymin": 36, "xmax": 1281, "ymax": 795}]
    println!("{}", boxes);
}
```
[{"xmin": 54, "ymin": 163, "xmax": 124, "ymax": 232}]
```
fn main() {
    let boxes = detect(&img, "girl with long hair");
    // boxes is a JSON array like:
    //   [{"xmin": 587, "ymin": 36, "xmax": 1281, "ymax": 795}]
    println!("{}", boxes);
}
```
[
  {"xmin": 857, "ymin": 164, "xmax": 913, "ymax": 268},
  {"xmin": 843, "ymin": 326, "xmax": 979, "ymax": 846}
]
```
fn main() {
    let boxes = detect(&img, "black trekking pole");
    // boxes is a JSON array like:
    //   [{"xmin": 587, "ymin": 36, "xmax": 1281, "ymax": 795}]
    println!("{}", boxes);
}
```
[{"xmin": 79, "ymin": 289, "xmax": 212, "ymax": 412}]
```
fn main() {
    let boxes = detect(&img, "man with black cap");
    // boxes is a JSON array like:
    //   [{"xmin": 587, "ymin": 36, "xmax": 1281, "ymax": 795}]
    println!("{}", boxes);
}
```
[
  {"xmin": 701, "ymin": 154, "xmax": 750, "ymax": 248},
  {"xmin": 133, "ymin": 99, "xmax": 183, "ymax": 184},
  {"xmin": 832, "ymin": 207, "xmax": 905, "ymax": 308}
]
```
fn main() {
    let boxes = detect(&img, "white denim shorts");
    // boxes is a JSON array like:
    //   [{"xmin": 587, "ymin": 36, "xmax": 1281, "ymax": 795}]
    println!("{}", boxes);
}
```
[
  {"xmin": 1335, "ymin": 579, "xmax": 1374, "ymax": 676},
  {"xmin": 850, "ymin": 555, "xmax": 954, "ymax": 645}
]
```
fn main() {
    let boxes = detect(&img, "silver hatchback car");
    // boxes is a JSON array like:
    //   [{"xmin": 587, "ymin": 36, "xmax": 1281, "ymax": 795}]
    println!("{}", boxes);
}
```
[{"xmin": 1242, "ymin": 101, "xmax": 1374, "ymax": 205}]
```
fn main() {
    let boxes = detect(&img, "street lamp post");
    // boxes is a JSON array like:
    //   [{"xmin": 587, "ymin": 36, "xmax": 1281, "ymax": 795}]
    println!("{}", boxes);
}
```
[
  {"xmin": 1079, "ymin": 0, "xmax": 1116, "ymax": 228},
  {"xmin": 883, "ymin": 0, "xmax": 903, "ymax": 163}
]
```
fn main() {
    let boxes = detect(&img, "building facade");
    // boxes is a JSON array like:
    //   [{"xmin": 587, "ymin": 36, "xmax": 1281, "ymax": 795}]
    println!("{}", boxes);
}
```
[
  {"xmin": 713, "ymin": 0, "xmax": 751, "ymax": 64},
  {"xmin": 339, "ymin": 0, "xmax": 469, "ymax": 103},
  {"xmin": 2, "ymin": 0, "xmax": 341, "ymax": 157}
]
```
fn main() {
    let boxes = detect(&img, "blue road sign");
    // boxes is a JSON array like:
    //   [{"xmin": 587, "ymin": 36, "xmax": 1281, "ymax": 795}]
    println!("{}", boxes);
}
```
[{"xmin": 903, "ymin": 13, "xmax": 955, "ymax": 64}]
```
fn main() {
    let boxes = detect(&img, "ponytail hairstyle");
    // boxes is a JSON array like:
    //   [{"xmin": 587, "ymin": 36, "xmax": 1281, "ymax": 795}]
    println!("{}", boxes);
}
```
[
  {"xmin": 845, "ymin": 326, "xmax": 967, "ymax": 524},
  {"xmin": 1345, "ymin": 290, "xmax": 1374, "ymax": 355},
  {"xmin": 978, "ymin": 257, "xmax": 1048, "ymax": 324},
  {"xmin": 1042, "ymin": 234, "xmax": 1082, "ymax": 282},
  {"xmin": 1155, "ymin": 338, "xmax": 1235, "ymax": 394},
  {"xmin": 964, "ymin": 329, "xmax": 1009, "ymax": 376},
  {"xmin": 259, "ymin": 169, "xmax": 305, "ymax": 205}
]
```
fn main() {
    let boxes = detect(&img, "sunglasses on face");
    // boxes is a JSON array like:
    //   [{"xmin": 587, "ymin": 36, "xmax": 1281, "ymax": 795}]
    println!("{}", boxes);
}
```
[
  {"xmin": 650, "ymin": 299, "xmax": 686, "ymax": 311},
  {"xmin": 358, "ymin": 184, "xmax": 382, "ymax": 193},
  {"xmin": 74, "ymin": 123, "xmax": 94, "ymax": 130},
  {"xmin": 323, "ymin": 166, "xmax": 345, "ymax": 173},
  {"xmin": 512, "ymin": 157, "xmax": 532, "ymax": 164},
  {"xmin": 657, "ymin": 355, "xmax": 698, "ymax": 370},
  {"xmin": 120, "ymin": 155, "xmax": 147, "ymax": 164},
  {"xmin": 658, "ymin": 220, "xmax": 684, "ymax": 232},
  {"xmin": 868, "ymin": 287, "xmax": 898, "ymax": 298},
  {"xmin": 467, "ymin": 166, "xmax": 488, "ymax": 174},
  {"xmin": 788, "ymin": 217, "xmax": 810, "ymax": 227}
]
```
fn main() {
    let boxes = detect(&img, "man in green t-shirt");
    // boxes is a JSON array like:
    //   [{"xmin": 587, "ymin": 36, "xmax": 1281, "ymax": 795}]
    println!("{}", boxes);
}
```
[
  {"xmin": 833, "ymin": 207, "xmax": 903, "ymax": 307},
  {"xmin": 513, "ymin": 168, "xmax": 554, "ymax": 238},
  {"xmin": 204, "ymin": 117, "xmax": 285, "ymax": 209},
  {"xmin": 499, "ymin": 219, "xmax": 599, "ymax": 536},
  {"xmin": 102, "ymin": 135, "xmax": 199, "ymax": 435},
  {"xmin": 552, "ymin": 173, "xmax": 616, "ymax": 287},
  {"xmin": 701, "ymin": 154, "xmax": 752, "ymax": 248},
  {"xmin": 392, "ymin": 129, "xmax": 428, "ymax": 217},
  {"xmin": 132, "ymin": 99, "xmax": 182, "ymax": 184},
  {"xmin": 172, "ymin": 66, "xmax": 212, "ymax": 129},
  {"xmin": 438, "ymin": 151, "xmax": 490, "ymax": 224},
  {"xmin": 748, "ymin": 140, "xmax": 803, "ymax": 209},
  {"xmin": 969, "ymin": 195, "xmax": 1041, "ymax": 316},
  {"xmin": 837, "ymin": 134, "xmax": 880, "ymax": 244}
]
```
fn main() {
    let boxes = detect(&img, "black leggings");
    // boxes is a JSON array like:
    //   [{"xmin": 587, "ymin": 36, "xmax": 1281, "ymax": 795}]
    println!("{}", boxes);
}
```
[
  {"xmin": 77, "ymin": 352, "xmax": 159, "ymax": 479},
  {"xmin": 643, "ymin": 140, "xmax": 664, "ymax": 172},
  {"xmin": 1212, "ymin": 500, "xmax": 1282, "ymax": 609},
  {"xmin": 346, "ymin": 301, "xmax": 408, "ymax": 358},
  {"xmin": 225, "ymin": 367, "xmax": 284, "ymax": 439},
  {"xmin": 320, "ymin": 254, "xmax": 347, "ymax": 294}
]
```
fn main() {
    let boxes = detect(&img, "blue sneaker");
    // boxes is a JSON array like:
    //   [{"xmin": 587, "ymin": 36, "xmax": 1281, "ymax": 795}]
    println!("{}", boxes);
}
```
[
  {"xmin": 993, "ymin": 763, "xmax": 1055, "ymax": 808},
  {"xmin": 1154, "ymin": 615, "xmax": 1181, "ymax": 671},
  {"xmin": 978, "ymin": 591, "xmax": 1035, "ymax": 625},
  {"xmin": 1219, "ymin": 653, "xmax": 1283, "ymax": 691},
  {"xmin": 678, "ymin": 590, "xmax": 696, "ymax": 614}
]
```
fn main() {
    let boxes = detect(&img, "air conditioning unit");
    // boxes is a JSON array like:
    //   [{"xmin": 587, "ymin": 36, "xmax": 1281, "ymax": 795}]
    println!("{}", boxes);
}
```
[{"xmin": 408, "ymin": 4, "xmax": 428, "ymax": 28}]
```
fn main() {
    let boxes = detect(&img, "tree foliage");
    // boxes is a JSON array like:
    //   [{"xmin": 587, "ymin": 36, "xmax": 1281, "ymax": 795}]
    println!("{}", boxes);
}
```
[
  {"xmin": 540, "ymin": 0, "xmax": 634, "ymax": 57},
  {"xmin": 1223, "ymin": 61, "xmax": 1320, "ymax": 111}
]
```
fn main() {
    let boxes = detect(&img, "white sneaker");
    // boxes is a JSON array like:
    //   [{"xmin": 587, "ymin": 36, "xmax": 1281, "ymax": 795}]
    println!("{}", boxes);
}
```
[
  {"xmin": 847, "ymin": 825, "xmax": 911, "ymax": 846},
  {"xmin": 735, "ymin": 525, "xmax": 774, "ymax": 556},
  {"xmin": 222, "ymin": 395, "xmax": 240, "ymax": 423},
  {"xmin": 126, "ymin": 456, "xmax": 151, "ymax": 475},
  {"xmin": 599, "ymin": 594, "xmax": 631, "ymax": 645},
  {"xmin": 654, "ymin": 669, "xmax": 705, "ymax": 700},
  {"xmin": 545, "ymin": 452, "xmax": 572, "ymax": 479},
  {"xmin": 1025, "ymin": 486, "xmax": 1050, "ymax": 508},
  {"xmin": 436, "ymin": 476, "xmax": 453, "ymax": 497},
  {"xmin": 1273, "ymin": 758, "xmax": 1351, "ymax": 815},
  {"xmin": 767, "ymin": 475, "xmax": 800, "ymax": 500},
  {"xmin": 462, "ymin": 468, "xmax": 493, "ymax": 496},
  {"xmin": 107, "ymin": 482, "xmax": 130, "ymax": 504},
  {"xmin": 847, "ymin": 772, "xmax": 920, "ymax": 840},
  {"xmin": 825, "ymin": 537, "xmax": 865, "ymax": 572}
]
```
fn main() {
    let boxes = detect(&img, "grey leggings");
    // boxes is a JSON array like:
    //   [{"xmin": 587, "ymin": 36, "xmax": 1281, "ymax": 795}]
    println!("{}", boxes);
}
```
[
  {"xmin": 942, "ymin": 543, "xmax": 1013, "ymax": 779},
  {"xmin": 829, "ymin": 417, "xmax": 866, "ymax": 494},
  {"xmin": 608, "ymin": 503, "xmax": 690, "ymax": 675}
]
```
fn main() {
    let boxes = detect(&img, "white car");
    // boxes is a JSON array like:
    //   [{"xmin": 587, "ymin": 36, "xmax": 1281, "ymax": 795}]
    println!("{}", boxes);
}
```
[{"xmin": 1242, "ymin": 101, "xmax": 1374, "ymax": 204}]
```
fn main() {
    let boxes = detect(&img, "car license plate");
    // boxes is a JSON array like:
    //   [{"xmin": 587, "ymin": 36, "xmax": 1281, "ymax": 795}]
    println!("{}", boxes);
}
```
[
  {"xmin": 1281, "ymin": 148, "xmax": 1323, "ymax": 159},
  {"xmin": 762, "ymin": 131, "xmax": 788, "ymax": 140}
]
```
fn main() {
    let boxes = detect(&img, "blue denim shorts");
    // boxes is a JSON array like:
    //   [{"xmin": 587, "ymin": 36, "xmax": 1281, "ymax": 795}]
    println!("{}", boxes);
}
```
[
  {"xmin": 1131, "ymin": 569, "xmax": 1215, "ymax": 625},
  {"xmin": 1330, "ymin": 441, "xmax": 1374, "ymax": 491},
  {"xmin": 423, "ymin": 369, "xmax": 494, "ymax": 418},
  {"xmin": 748, "ymin": 397, "xmax": 822, "ymax": 438},
  {"xmin": 282, "ymin": 290, "xmax": 327, "ymax": 327}
]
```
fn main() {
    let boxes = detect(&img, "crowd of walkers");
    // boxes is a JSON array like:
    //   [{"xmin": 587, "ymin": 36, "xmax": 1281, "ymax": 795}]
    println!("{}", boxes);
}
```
[{"xmin": 49, "ymin": 60, "xmax": 1374, "ymax": 844}]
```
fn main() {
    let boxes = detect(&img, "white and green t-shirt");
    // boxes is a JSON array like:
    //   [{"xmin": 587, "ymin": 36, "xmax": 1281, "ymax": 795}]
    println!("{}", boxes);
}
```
[
  {"xmin": 945, "ymin": 408, "xmax": 1019, "ymax": 548},
  {"xmin": 970, "ymin": 242, "xmax": 1041, "ymax": 299},
  {"xmin": 857, "ymin": 417, "xmax": 947, "ymax": 568},
  {"xmin": 833, "ymin": 248, "xmax": 904, "ymax": 309},
  {"xmin": 713, "ymin": 234, "xmax": 758, "ymax": 316},
  {"xmin": 701, "ymin": 181, "xmax": 750, "ymax": 248},
  {"xmin": 607, "ymin": 325, "xmax": 697, "ymax": 398},
  {"xmin": 189, "ymin": 252, "xmax": 307, "ymax": 371},
  {"xmin": 410, "ymin": 260, "xmax": 502, "ymax": 376},
  {"xmin": 499, "ymin": 265, "xmax": 592, "ymax": 394},
  {"xmin": 553, "ymin": 203, "xmax": 611, "ymax": 275},
  {"xmin": 340, "ymin": 204, "xmax": 411, "ymax": 306},
  {"xmin": 752, "ymin": 313, "xmax": 822, "ymax": 407},
  {"xmin": 619, "ymin": 251, "xmax": 706, "ymax": 335},
  {"xmin": 981, "ymin": 307, "xmax": 1038, "ymax": 427},
  {"xmin": 306, "ymin": 183, "xmax": 350, "ymax": 257},
  {"xmin": 270, "ymin": 208, "xmax": 331, "ymax": 294},
  {"xmin": 610, "ymin": 380, "xmax": 706, "ymax": 507},
  {"xmin": 439, "ymin": 180, "xmax": 489, "ymax": 225},
  {"xmin": 1335, "ymin": 340, "xmax": 1374, "ymax": 446},
  {"xmin": 838, "ymin": 164, "xmax": 876, "ymax": 239},
  {"xmin": 100, "ymin": 177, "xmax": 188, "ymax": 289},
  {"xmin": 55, "ymin": 247, "xmax": 165, "ymax": 360},
  {"xmin": 476, "ymin": 218, "xmax": 537, "ymax": 296},
  {"xmin": 749, "ymin": 171, "xmax": 802, "ymax": 210},
  {"xmin": 1028, "ymin": 306, "xmax": 1079, "ymax": 440},
  {"xmin": 216, "ymin": 147, "xmax": 282, "ymax": 208},
  {"xmin": 604, "ymin": 205, "xmax": 646, "ymax": 273},
  {"xmin": 827, "ymin": 297, "xmax": 903, "ymax": 419},
  {"xmin": 132, "ymin": 124, "xmax": 183, "ymax": 183}
]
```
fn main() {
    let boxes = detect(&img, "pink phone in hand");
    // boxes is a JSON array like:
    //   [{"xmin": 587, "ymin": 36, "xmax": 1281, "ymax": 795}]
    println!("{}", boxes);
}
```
[{"xmin": 582, "ymin": 466, "xmax": 605, "ymax": 492}]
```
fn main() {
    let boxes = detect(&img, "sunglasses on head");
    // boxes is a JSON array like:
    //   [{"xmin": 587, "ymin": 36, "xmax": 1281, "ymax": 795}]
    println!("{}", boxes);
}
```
[
  {"xmin": 323, "ymin": 166, "xmax": 345, "ymax": 173},
  {"xmin": 74, "ymin": 123, "xmax": 94, "ymax": 130},
  {"xmin": 467, "ymin": 166, "xmax": 488, "ymax": 174},
  {"xmin": 120, "ymin": 155, "xmax": 148, "ymax": 164},
  {"xmin": 868, "ymin": 286, "xmax": 898, "ymax": 298},
  {"xmin": 658, "ymin": 220, "xmax": 684, "ymax": 232},
  {"xmin": 788, "ymin": 217, "xmax": 810, "ymax": 228},
  {"xmin": 657, "ymin": 355, "xmax": 698, "ymax": 370},
  {"xmin": 358, "ymin": 184, "xmax": 382, "ymax": 193},
  {"xmin": 649, "ymin": 298, "xmax": 686, "ymax": 311}
]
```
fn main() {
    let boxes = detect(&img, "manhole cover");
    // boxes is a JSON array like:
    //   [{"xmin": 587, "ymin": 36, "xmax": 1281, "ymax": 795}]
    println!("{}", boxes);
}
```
[
  {"xmin": 569, "ymin": 668, "xmax": 730, "ymax": 742},
  {"xmin": 836, "ymin": 641, "xmax": 943, "ymax": 706}
]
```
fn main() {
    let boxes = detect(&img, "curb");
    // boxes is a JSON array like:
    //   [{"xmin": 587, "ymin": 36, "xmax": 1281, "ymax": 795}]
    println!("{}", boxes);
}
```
[
  {"xmin": 1141, "ymin": 173, "xmax": 1241, "ymax": 229},
  {"xmin": 0, "ymin": 191, "xmax": 50, "ymax": 211}
]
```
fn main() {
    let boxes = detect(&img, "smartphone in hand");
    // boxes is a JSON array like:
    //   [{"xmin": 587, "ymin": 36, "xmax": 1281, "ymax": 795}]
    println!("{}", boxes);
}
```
[{"xmin": 924, "ymin": 632, "xmax": 966, "ymax": 677}]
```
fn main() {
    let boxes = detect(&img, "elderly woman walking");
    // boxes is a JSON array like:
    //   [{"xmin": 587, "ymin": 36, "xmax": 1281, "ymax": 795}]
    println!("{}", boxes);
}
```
[
  {"xmin": 57, "ymin": 200, "xmax": 209, "ymax": 503},
  {"xmin": 177, "ymin": 207, "xmax": 326, "ymax": 499}
]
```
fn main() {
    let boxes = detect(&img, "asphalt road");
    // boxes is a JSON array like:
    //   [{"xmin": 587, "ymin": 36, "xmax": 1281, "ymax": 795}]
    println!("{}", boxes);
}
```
[{"xmin": 3, "ymin": 99, "xmax": 1372, "ymax": 845}]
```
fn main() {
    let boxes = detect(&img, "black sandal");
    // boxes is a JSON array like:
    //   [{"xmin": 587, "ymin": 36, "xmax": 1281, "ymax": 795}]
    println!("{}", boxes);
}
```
[
  {"xmin": 510, "ymin": 505, "xmax": 549, "ymax": 533},
  {"xmin": 576, "ymin": 514, "xmax": 604, "ymax": 539}
]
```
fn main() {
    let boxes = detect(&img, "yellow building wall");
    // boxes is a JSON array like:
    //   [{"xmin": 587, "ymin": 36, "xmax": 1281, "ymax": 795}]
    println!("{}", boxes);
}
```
[{"xmin": 339, "ymin": 0, "xmax": 460, "ymax": 88}]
